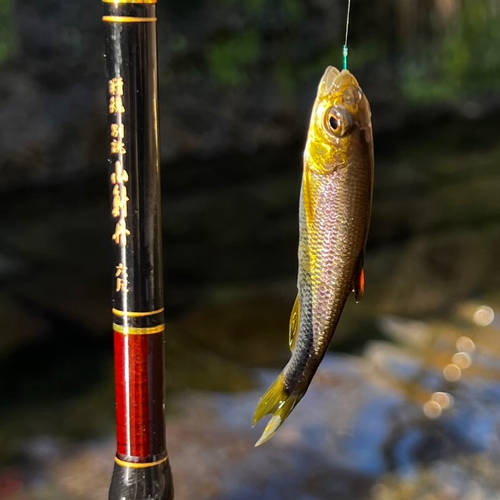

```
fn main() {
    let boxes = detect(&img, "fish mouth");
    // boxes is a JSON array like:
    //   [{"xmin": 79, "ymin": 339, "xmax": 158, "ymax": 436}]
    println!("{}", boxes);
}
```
[{"xmin": 319, "ymin": 66, "xmax": 360, "ymax": 98}]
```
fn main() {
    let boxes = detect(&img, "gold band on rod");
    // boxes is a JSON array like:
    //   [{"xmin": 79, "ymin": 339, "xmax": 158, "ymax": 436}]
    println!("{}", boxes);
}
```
[
  {"xmin": 103, "ymin": 0, "xmax": 156, "ymax": 3},
  {"xmin": 113, "ymin": 323, "xmax": 165, "ymax": 335},
  {"xmin": 115, "ymin": 456, "xmax": 168, "ymax": 469},
  {"xmin": 112, "ymin": 307, "xmax": 164, "ymax": 317},
  {"xmin": 103, "ymin": 16, "xmax": 156, "ymax": 23}
]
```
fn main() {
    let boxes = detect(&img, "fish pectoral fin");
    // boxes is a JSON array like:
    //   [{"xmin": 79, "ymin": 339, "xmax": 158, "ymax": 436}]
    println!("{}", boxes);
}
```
[
  {"xmin": 353, "ymin": 253, "xmax": 365, "ymax": 303},
  {"xmin": 253, "ymin": 374, "xmax": 300, "ymax": 446},
  {"xmin": 288, "ymin": 295, "xmax": 300, "ymax": 351}
]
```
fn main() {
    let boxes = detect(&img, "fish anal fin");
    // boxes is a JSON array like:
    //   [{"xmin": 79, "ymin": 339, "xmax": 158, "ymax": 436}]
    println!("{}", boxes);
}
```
[
  {"xmin": 353, "ymin": 253, "xmax": 365, "ymax": 303},
  {"xmin": 289, "ymin": 295, "xmax": 300, "ymax": 351}
]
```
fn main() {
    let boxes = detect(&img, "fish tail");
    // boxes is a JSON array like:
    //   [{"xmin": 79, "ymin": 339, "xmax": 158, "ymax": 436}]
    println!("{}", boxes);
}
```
[{"xmin": 252, "ymin": 373, "xmax": 301, "ymax": 446}]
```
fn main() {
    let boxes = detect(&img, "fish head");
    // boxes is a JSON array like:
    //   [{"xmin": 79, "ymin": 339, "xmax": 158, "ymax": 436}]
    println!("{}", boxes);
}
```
[{"xmin": 305, "ymin": 66, "xmax": 372, "ymax": 174}]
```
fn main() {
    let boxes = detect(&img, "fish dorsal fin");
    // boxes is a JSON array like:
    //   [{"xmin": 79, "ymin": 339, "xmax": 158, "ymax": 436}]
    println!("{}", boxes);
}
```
[
  {"xmin": 289, "ymin": 295, "xmax": 300, "ymax": 351},
  {"xmin": 353, "ymin": 253, "xmax": 365, "ymax": 302}
]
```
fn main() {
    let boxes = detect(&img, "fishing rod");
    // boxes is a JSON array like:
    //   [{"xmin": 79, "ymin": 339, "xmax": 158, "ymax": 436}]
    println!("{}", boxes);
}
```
[{"xmin": 103, "ymin": 1, "xmax": 174, "ymax": 499}]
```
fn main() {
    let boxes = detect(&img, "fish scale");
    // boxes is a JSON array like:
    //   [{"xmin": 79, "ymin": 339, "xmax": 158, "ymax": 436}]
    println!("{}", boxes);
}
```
[{"xmin": 253, "ymin": 67, "xmax": 374, "ymax": 446}]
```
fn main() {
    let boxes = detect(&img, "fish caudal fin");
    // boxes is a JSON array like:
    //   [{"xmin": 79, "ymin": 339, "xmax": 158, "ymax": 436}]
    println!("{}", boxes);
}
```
[{"xmin": 252, "ymin": 374, "xmax": 300, "ymax": 446}]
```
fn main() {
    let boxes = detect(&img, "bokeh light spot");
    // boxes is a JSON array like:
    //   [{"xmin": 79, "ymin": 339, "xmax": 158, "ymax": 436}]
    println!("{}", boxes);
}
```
[
  {"xmin": 452, "ymin": 352, "xmax": 471, "ymax": 369},
  {"xmin": 456, "ymin": 336, "xmax": 476, "ymax": 353},
  {"xmin": 473, "ymin": 305, "xmax": 494, "ymax": 326},
  {"xmin": 431, "ymin": 391, "xmax": 454, "ymax": 409},
  {"xmin": 423, "ymin": 400, "xmax": 442, "ymax": 418},
  {"xmin": 443, "ymin": 364, "xmax": 462, "ymax": 382}
]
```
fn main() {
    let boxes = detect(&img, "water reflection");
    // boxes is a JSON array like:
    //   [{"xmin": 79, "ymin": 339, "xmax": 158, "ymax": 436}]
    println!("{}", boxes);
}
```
[{"xmin": 370, "ymin": 301, "xmax": 500, "ymax": 499}]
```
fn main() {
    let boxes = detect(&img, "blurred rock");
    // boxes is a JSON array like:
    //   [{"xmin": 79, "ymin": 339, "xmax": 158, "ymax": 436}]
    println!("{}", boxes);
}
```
[
  {"xmin": 173, "ymin": 291, "xmax": 292, "ymax": 367},
  {"xmin": 0, "ymin": 293, "xmax": 49, "ymax": 357},
  {"xmin": 0, "ymin": 179, "xmax": 112, "ymax": 334},
  {"xmin": 165, "ymin": 324, "xmax": 257, "ymax": 393},
  {"xmin": 380, "ymin": 230, "xmax": 500, "ymax": 317}
]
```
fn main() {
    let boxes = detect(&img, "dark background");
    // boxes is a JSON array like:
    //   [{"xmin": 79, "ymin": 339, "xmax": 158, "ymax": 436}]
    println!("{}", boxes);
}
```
[{"xmin": 1, "ymin": 0, "xmax": 500, "ymax": 498}]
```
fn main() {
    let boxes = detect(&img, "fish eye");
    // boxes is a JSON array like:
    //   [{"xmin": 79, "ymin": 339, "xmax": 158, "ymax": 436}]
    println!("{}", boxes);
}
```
[{"xmin": 324, "ymin": 106, "xmax": 353, "ymax": 138}]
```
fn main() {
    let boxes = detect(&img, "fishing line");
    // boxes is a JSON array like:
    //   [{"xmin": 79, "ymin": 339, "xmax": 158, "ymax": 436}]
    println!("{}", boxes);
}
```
[{"xmin": 343, "ymin": 0, "xmax": 352, "ymax": 70}]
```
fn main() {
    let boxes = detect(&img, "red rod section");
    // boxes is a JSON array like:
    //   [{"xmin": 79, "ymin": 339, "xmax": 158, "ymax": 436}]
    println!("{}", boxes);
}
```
[{"xmin": 114, "ymin": 330, "xmax": 166, "ymax": 460}]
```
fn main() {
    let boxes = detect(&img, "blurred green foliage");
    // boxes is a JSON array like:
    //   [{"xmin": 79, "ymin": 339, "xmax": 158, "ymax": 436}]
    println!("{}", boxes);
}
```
[
  {"xmin": 209, "ymin": 0, "xmax": 305, "ymax": 87},
  {"xmin": 402, "ymin": 0, "xmax": 500, "ymax": 102},
  {"xmin": 208, "ymin": 31, "xmax": 260, "ymax": 86},
  {"xmin": 275, "ymin": 60, "xmax": 297, "ymax": 99},
  {"xmin": 225, "ymin": 0, "xmax": 303, "ymax": 20},
  {"xmin": 225, "ymin": 0, "xmax": 266, "ymax": 15},
  {"xmin": 281, "ymin": 0, "xmax": 304, "ymax": 22},
  {"xmin": 0, "ymin": 0, "xmax": 15, "ymax": 65}
]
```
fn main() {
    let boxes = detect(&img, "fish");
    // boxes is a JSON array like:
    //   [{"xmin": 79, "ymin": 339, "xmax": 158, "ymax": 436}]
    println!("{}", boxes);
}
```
[{"xmin": 253, "ymin": 66, "xmax": 374, "ymax": 446}]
